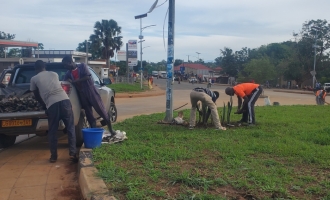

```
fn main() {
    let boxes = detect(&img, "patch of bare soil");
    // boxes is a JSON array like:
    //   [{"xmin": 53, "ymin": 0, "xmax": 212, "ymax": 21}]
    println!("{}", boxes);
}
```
[{"xmin": 59, "ymin": 186, "xmax": 82, "ymax": 200}]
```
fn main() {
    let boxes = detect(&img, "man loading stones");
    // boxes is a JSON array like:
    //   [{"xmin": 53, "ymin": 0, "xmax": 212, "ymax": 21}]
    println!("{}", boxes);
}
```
[
  {"xmin": 62, "ymin": 56, "xmax": 116, "ymax": 137},
  {"xmin": 31, "ymin": 60, "xmax": 77, "ymax": 163}
]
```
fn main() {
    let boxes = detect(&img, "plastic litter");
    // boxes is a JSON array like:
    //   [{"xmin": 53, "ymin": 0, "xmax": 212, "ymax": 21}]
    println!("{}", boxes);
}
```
[{"xmin": 102, "ymin": 130, "xmax": 128, "ymax": 144}]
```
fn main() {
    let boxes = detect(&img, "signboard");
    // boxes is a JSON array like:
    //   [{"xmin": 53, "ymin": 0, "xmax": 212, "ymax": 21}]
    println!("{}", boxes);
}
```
[
  {"xmin": 117, "ymin": 51, "xmax": 126, "ymax": 61},
  {"xmin": 128, "ymin": 40, "xmax": 137, "ymax": 49},
  {"xmin": 127, "ymin": 40, "xmax": 138, "ymax": 66},
  {"xmin": 180, "ymin": 66, "xmax": 185, "ymax": 75},
  {"xmin": 128, "ymin": 58, "xmax": 138, "ymax": 66},
  {"xmin": 310, "ymin": 70, "xmax": 316, "ymax": 76}
]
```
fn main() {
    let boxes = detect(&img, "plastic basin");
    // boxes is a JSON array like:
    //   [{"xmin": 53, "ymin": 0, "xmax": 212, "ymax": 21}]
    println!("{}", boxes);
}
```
[{"xmin": 82, "ymin": 128, "xmax": 104, "ymax": 148}]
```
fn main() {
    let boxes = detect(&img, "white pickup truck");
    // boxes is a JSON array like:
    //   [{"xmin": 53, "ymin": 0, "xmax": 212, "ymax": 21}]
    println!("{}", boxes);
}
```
[{"xmin": 0, "ymin": 63, "xmax": 117, "ymax": 148}]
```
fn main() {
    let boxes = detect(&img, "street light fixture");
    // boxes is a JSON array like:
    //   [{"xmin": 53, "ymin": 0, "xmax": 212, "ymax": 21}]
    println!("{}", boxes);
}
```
[
  {"xmin": 143, "ymin": 46, "xmax": 151, "ymax": 50},
  {"xmin": 135, "ymin": 0, "xmax": 158, "ymax": 89},
  {"xmin": 196, "ymin": 52, "xmax": 201, "ymax": 62}
]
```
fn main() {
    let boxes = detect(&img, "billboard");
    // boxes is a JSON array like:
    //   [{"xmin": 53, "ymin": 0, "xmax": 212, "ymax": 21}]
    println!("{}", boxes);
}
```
[{"xmin": 117, "ymin": 51, "xmax": 126, "ymax": 61}]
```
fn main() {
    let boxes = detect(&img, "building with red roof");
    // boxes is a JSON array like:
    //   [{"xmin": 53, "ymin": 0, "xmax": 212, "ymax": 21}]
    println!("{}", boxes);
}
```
[{"xmin": 174, "ymin": 63, "xmax": 212, "ymax": 77}]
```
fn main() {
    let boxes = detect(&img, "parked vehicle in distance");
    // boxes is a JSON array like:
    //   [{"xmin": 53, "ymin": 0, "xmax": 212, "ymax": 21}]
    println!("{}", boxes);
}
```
[
  {"xmin": 189, "ymin": 77, "xmax": 197, "ymax": 84},
  {"xmin": 323, "ymin": 83, "xmax": 330, "ymax": 91},
  {"xmin": 152, "ymin": 71, "xmax": 159, "ymax": 77},
  {"xmin": 89, "ymin": 66, "xmax": 109, "ymax": 79},
  {"xmin": 158, "ymin": 71, "xmax": 167, "ymax": 78}
]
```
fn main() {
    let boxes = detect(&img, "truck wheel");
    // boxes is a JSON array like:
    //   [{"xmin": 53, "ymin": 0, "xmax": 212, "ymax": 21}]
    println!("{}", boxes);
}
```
[
  {"xmin": 0, "ymin": 134, "xmax": 16, "ymax": 148},
  {"xmin": 108, "ymin": 102, "xmax": 117, "ymax": 123},
  {"xmin": 75, "ymin": 111, "xmax": 90, "ymax": 147}
]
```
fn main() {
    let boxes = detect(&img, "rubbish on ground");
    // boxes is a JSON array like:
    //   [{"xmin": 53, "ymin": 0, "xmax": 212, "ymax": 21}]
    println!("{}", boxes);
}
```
[
  {"xmin": 273, "ymin": 102, "xmax": 280, "ymax": 106},
  {"xmin": 264, "ymin": 97, "xmax": 271, "ymax": 106},
  {"xmin": 102, "ymin": 130, "xmax": 128, "ymax": 144},
  {"xmin": 172, "ymin": 111, "xmax": 184, "ymax": 124}
]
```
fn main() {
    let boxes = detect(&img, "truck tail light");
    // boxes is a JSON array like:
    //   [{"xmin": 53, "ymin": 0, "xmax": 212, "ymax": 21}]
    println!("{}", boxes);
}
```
[{"xmin": 61, "ymin": 83, "xmax": 71, "ymax": 95}]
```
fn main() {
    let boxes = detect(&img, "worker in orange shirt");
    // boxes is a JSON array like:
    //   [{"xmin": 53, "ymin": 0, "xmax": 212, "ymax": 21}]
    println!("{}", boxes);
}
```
[
  {"xmin": 315, "ymin": 89, "xmax": 327, "ymax": 105},
  {"xmin": 225, "ymin": 83, "xmax": 263, "ymax": 126}
]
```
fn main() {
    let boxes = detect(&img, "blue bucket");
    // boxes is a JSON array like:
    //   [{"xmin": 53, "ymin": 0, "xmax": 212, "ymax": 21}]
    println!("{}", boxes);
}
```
[{"xmin": 82, "ymin": 128, "xmax": 104, "ymax": 148}]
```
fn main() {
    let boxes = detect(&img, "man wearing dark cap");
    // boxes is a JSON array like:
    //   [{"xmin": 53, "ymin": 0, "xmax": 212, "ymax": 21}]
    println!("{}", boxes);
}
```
[
  {"xmin": 225, "ymin": 83, "xmax": 262, "ymax": 125},
  {"xmin": 30, "ymin": 60, "xmax": 77, "ymax": 163},
  {"xmin": 61, "ymin": 56, "xmax": 116, "ymax": 136},
  {"xmin": 189, "ymin": 87, "xmax": 226, "ymax": 130}
]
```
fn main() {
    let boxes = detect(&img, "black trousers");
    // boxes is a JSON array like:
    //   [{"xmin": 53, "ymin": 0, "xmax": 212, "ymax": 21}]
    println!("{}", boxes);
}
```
[
  {"xmin": 241, "ymin": 86, "xmax": 263, "ymax": 124},
  {"xmin": 78, "ymin": 88, "xmax": 109, "ymax": 128},
  {"xmin": 47, "ymin": 99, "xmax": 76, "ymax": 157}
]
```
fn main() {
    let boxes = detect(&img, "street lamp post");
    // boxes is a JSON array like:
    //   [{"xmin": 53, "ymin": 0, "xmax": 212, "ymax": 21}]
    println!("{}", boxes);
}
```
[
  {"xmin": 135, "ymin": 0, "xmax": 158, "ymax": 89},
  {"xmin": 137, "ymin": 25, "xmax": 155, "ymax": 90},
  {"xmin": 196, "ymin": 52, "xmax": 201, "ymax": 61},
  {"xmin": 186, "ymin": 55, "xmax": 190, "ymax": 62}
]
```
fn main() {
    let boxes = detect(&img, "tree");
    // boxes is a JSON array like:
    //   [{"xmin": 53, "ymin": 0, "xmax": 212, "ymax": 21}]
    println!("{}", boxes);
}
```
[
  {"xmin": 220, "ymin": 47, "xmax": 237, "ymax": 76},
  {"xmin": 76, "ymin": 40, "xmax": 101, "ymax": 60},
  {"xmin": 235, "ymin": 47, "xmax": 249, "ymax": 73},
  {"xmin": 7, "ymin": 48, "xmax": 21, "ymax": 58},
  {"xmin": 174, "ymin": 59, "xmax": 183, "ymax": 66},
  {"xmin": 116, "ymin": 61, "xmax": 128, "ymax": 76},
  {"xmin": 38, "ymin": 43, "xmax": 44, "ymax": 50},
  {"xmin": 292, "ymin": 19, "xmax": 330, "ymax": 83},
  {"xmin": 0, "ymin": 31, "xmax": 15, "ymax": 58},
  {"xmin": 238, "ymin": 57, "xmax": 276, "ymax": 84},
  {"xmin": 89, "ymin": 19, "xmax": 123, "ymax": 68}
]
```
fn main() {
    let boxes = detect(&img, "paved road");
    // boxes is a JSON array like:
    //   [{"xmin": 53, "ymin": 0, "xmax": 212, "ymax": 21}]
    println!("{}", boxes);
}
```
[
  {"xmin": 0, "ymin": 80, "xmax": 317, "ymax": 199},
  {"xmin": 116, "ymin": 79, "xmax": 316, "ymax": 122}
]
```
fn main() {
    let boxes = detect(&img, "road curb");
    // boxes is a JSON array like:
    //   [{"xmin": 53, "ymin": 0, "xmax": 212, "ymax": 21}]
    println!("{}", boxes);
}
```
[
  {"xmin": 78, "ymin": 145, "xmax": 116, "ymax": 200},
  {"xmin": 272, "ymin": 89, "xmax": 330, "ymax": 95},
  {"xmin": 115, "ymin": 85, "xmax": 165, "ymax": 98}
]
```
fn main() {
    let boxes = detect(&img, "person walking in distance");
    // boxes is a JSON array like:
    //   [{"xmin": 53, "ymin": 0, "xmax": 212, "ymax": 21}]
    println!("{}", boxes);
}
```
[
  {"xmin": 189, "ymin": 87, "xmax": 226, "ymax": 130},
  {"xmin": 62, "ymin": 56, "xmax": 116, "ymax": 137},
  {"xmin": 30, "ymin": 60, "xmax": 77, "ymax": 163},
  {"xmin": 225, "ymin": 83, "xmax": 262, "ymax": 126}
]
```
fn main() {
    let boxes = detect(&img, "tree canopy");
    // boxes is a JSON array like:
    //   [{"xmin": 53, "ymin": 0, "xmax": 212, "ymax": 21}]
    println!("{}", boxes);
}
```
[
  {"xmin": 89, "ymin": 19, "xmax": 123, "ymax": 67},
  {"xmin": 0, "ymin": 31, "xmax": 15, "ymax": 58}
]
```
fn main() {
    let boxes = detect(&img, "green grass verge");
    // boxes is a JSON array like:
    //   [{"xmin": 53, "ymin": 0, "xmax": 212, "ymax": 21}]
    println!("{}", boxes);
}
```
[
  {"xmin": 93, "ymin": 105, "xmax": 330, "ymax": 200},
  {"xmin": 107, "ymin": 82, "xmax": 149, "ymax": 93}
]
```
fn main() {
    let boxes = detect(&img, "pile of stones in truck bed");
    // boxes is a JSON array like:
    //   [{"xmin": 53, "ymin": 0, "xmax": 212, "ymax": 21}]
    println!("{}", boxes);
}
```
[{"xmin": 0, "ymin": 92, "xmax": 44, "ymax": 113}]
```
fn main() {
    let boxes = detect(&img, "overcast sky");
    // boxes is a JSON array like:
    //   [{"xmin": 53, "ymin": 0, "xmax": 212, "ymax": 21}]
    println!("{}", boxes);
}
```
[{"xmin": 1, "ymin": 0, "xmax": 330, "ymax": 63}]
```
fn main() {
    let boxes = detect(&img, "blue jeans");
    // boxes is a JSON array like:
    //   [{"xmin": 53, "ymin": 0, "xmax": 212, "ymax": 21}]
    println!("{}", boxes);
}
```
[{"xmin": 46, "ymin": 99, "xmax": 76, "ymax": 157}]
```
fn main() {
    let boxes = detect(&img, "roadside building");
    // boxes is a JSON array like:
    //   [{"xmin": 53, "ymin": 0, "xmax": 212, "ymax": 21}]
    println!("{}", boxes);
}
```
[
  {"xmin": 174, "ymin": 63, "xmax": 230, "ymax": 83},
  {"xmin": 0, "ymin": 39, "xmax": 106, "ymax": 73}
]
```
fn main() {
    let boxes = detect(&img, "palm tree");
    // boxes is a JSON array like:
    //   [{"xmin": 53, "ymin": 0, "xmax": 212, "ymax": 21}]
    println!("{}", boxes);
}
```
[{"xmin": 89, "ymin": 19, "xmax": 123, "ymax": 68}]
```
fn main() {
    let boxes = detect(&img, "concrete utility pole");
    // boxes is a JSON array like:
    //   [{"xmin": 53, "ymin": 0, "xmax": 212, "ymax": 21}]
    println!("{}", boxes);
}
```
[{"xmin": 164, "ymin": 0, "xmax": 175, "ymax": 122}]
